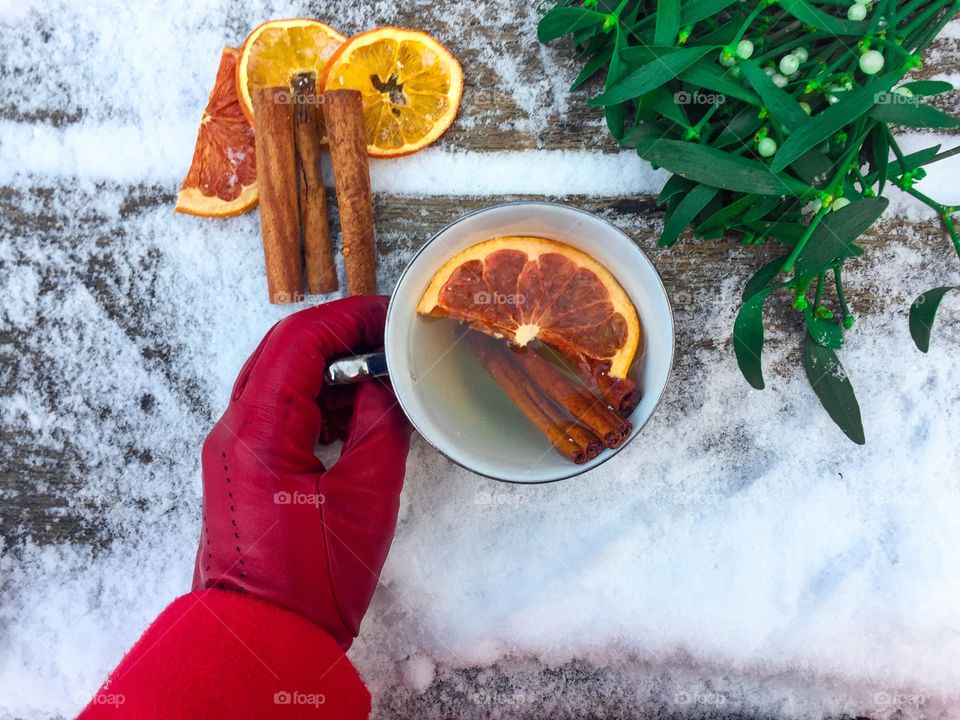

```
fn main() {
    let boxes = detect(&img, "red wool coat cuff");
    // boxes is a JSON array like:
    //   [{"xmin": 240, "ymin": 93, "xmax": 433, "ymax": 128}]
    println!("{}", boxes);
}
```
[{"xmin": 77, "ymin": 589, "xmax": 371, "ymax": 719}]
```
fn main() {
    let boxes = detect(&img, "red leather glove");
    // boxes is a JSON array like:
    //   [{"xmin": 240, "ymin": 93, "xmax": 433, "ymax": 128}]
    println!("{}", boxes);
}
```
[{"xmin": 193, "ymin": 296, "xmax": 411, "ymax": 649}]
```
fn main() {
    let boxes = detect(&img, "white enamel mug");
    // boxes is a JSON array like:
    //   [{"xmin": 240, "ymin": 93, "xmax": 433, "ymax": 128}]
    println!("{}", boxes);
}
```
[{"xmin": 328, "ymin": 201, "xmax": 675, "ymax": 483}]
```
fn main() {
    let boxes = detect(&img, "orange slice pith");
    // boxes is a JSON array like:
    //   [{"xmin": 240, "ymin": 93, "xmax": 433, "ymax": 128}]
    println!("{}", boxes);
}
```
[
  {"xmin": 176, "ymin": 47, "xmax": 258, "ymax": 218},
  {"xmin": 417, "ymin": 237, "xmax": 641, "ymax": 379},
  {"xmin": 237, "ymin": 18, "xmax": 345, "ymax": 127},
  {"xmin": 321, "ymin": 27, "xmax": 463, "ymax": 158}
]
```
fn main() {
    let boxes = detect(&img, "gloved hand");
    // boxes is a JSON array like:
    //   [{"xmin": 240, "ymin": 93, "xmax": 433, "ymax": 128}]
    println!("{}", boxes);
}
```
[{"xmin": 193, "ymin": 296, "xmax": 411, "ymax": 649}]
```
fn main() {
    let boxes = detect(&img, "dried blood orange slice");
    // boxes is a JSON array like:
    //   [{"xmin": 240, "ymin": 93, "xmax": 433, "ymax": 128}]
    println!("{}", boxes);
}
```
[
  {"xmin": 175, "ymin": 47, "xmax": 258, "ymax": 218},
  {"xmin": 417, "ymin": 237, "xmax": 640, "ymax": 379}
]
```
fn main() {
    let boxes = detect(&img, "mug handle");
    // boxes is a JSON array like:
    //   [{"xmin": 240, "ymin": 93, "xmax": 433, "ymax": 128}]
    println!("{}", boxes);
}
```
[{"xmin": 324, "ymin": 352, "xmax": 389, "ymax": 385}]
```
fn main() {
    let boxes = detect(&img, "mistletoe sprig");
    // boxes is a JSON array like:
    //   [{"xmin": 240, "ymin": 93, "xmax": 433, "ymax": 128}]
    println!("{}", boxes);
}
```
[{"xmin": 539, "ymin": 0, "xmax": 960, "ymax": 443}]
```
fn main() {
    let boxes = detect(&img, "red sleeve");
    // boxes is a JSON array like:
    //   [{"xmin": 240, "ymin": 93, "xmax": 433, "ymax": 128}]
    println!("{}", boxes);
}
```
[{"xmin": 77, "ymin": 589, "xmax": 371, "ymax": 719}]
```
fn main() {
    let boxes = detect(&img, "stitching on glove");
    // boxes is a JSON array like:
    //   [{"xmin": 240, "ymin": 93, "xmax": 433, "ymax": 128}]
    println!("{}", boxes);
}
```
[{"xmin": 222, "ymin": 450, "xmax": 245, "ymax": 578}]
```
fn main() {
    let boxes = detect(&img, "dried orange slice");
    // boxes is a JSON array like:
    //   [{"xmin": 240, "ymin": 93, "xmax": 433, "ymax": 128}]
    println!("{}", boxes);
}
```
[
  {"xmin": 237, "ymin": 18, "xmax": 345, "ymax": 124},
  {"xmin": 321, "ymin": 27, "xmax": 463, "ymax": 157},
  {"xmin": 176, "ymin": 47, "xmax": 258, "ymax": 218},
  {"xmin": 417, "ymin": 237, "xmax": 640, "ymax": 379}
]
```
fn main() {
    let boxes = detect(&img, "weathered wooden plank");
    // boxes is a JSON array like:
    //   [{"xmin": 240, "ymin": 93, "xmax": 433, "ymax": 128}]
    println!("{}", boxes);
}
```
[
  {"xmin": 0, "ymin": 7, "xmax": 957, "ymax": 151},
  {"xmin": 3, "ymin": 183, "xmax": 957, "ymax": 548}
]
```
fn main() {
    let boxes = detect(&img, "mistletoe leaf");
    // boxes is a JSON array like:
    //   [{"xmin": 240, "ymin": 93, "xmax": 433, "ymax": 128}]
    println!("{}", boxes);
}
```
[
  {"xmin": 589, "ymin": 46, "xmax": 713, "ymax": 105},
  {"xmin": 739, "ymin": 60, "xmax": 808, "ymax": 131},
  {"xmin": 636, "ymin": 140, "xmax": 813, "ymax": 196},
  {"xmin": 660, "ymin": 183, "xmax": 719, "ymax": 247},
  {"xmin": 695, "ymin": 192, "xmax": 726, "ymax": 239},
  {"xmin": 794, "ymin": 198, "xmax": 888, "ymax": 280},
  {"xmin": 869, "ymin": 124, "xmax": 890, "ymax": 192},
  {"xmin": 747, "ymin": 220, "xmax": 807, "ymax": 245},
  {"xmin": 658, "ymin": 174, "xmax": 693, "ymax": 205},
  {"xmin": 537, "ymin": 7, "xmax": 607, "ymax": 43},
  {"xmin": 734, "ymin": 285, "xmax": 782, "ymax": 389},
  {"xmin": 899, "ymin": 80, "xmax": 954, "ymax": 96},
  {"xmin": 619, "ymin": 119, "xmax": 673, "ymax": 150},
  {"xmin": 680, "ymin": 0, "xmax": 740, "ymax": 25},
  {"xmin": 570, "ymin": 44, "xmax": 614, "ymax": 90},
  {"xmin": 803, "ymin": 334, "xmax": 865, "ymax": 444},
  {"xmin": 696, "ymin": 192, "xmax": 756, "ymax": 233},
  {"xmin": 872, "ymin": 96, "xmax": 960, "ymax": 129},
  {"xmin": 650, "ymin": 84, "xmax": 689, "ymax": 126},
  {"xmin": 715, "ymin": 108, "xmax": 763, "ymax": 146},
  {"xmin": 771, "ymin": 74, "xmax": 899, "ymax": 172},
  {"xmin": 895, "ymin": 144, "xmax": 941, "ymax": 174},
  {"xmin": 910, "ymin": 286, "xmax": 958, "ymax": 352},
  {"xmin": 743, "ymin": 195, "xmax": 783, "ymax": 223},
  {"xmin": 742, "ymin": 256, "xmax": 788, "ymax": 300},
  {"xmin": 619, "ymin": 45, "xmax": 659, "ymax": 65},
  {"xmin": 680, "ymin": 58, "xmax": 761, "ymax": 105},
  {"xmin": 805, "ymin": 308, "xmax": 845, "ymax": 349},
  {"xmin": 604, "ymin": 27, "xmax": 630, "ymax": 139},
  {"xmin": 789, "ymin": 149, "xmax": 834, "ymax": 188},
  {"xmin": 654, "ymin": 0, "xmax": 681, "ymax": 45}
]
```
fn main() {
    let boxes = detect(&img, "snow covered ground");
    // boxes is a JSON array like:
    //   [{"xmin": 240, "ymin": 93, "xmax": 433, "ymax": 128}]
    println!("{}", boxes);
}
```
[{"xmin": 1, "ymin": 1, "xmax": 960, "ymax": 719}]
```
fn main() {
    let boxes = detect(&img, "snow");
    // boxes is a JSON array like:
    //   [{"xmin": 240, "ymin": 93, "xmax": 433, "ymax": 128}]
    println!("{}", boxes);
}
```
[{"xmin": 1, "ymin": 2, "xmax": 960, "ymax": 719}]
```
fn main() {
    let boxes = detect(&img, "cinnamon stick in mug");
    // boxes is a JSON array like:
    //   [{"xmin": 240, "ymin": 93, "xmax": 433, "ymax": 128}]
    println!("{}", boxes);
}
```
[
  {"xmin": 322, "ymin": 89, "xmax": 377, "ymax": 295},
  {"xmin": 293, "ymin": 73, "xmax": 337, "ymax": 294},
  {"xmin": 252, "ymin": 86, "xmax": 303, "ymax": 304},
  {"xmin": 510, "ymin": 346, "xmax": 631, "ymax": 448},
  {"xmin": 594, "ymin": 372, "xmax": 641, "ymax": 418},
  {"xmin": 466, "ymin": 333, "xmax": 602, "ymax": 464}
]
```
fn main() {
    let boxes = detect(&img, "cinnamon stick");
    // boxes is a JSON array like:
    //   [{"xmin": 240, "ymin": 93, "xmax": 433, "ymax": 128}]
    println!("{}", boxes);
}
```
[
  {"xmin": 595, "ymin": 373, "xmax": 641, "ymax": 418},
  {"xmin": 293, "ymin": 73, "xmax": 337, "ymax": 294},
  {"xmin": 252, "ymin": 86, "xmax": 303, "ymax": 304},
  {"xmin": 510, "ymin": 346, "xmax": 631, "ymax": 448},
  {"xmin": 467, "ymin": 334, "xmax": 602, "ymax": 464},
  {"xmin": 571, "ymin": 352, "xmax": 642, "ymax": 418},
  {"xmin": 322, "ymin": 89, "xmax": 377, "ymax": 296}
]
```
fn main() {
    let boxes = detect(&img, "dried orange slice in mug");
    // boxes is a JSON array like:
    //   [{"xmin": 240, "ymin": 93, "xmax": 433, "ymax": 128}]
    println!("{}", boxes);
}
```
[
  {"xmin": 175, "ymin": 47, "xmax": 258, "ymax": 218},
  {"xmin": 417, "ymin": 237, "xmax": 640, "ymax": 379},
  {"xmin": 237, "ymin": 18, "xmax": 345, "ymax": 124},
  {"xmin": 321, "ymin": 27, "xmax": 463, "ymax": 157}
]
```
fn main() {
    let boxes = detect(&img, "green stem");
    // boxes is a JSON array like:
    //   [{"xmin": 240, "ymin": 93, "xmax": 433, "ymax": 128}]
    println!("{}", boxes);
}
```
[
  {"xmin": 763, "ymin": 20, "xmax": 803, "ymax": 46},
  {"xmin": 820, "ymin": 47, "xmax": 856, "ymax": 82},
  {"xmin": 814, "ymin": 271, "xmax": 825, "ymax": 307},
  {"xmin": 834, "ymin": 264, "xmax": 852, "ymax": 319},
  {"xmin": 885, "ymin": 126, "xmax": 906, "ymax": 167},
  {"xmin": 782, "ymin": 206, "xmax": 829, "ymax": 273},
  {"xmin": 732, "ymin": 1, "xmax": 766, "ymax": 44},
  {"xmin": 852, "ymin": 166, "xmax": 872, "ymax": 194},
  {"xmin": 694, "ymin": 101, "xmax": 722, "ymax": 131},
  {"xmin": 828, "ymin": 119, "xmax": 875, "ymax": 196},
  {"xmin": 907, "ymin": 188, "xmax": 960, "ymax": 261},
  {"xmin": 907, "ymin": 187, "xmax": 947, "ymax": 212},
  {"xmin": 870, "ymin": 37, "xmax": 914, "ymax": 65},
  {"xmin": 865, "ymin": 0, "xmax": 885, "ymax": 36},
  {"xmin": 948, "ymin": 216, "xmax": 960, "ymax": 262}
]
